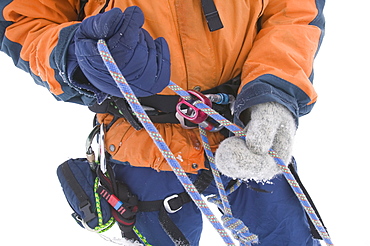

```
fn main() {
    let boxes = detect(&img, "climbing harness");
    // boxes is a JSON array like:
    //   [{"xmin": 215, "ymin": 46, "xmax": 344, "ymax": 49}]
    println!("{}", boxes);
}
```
[
  {"xmin": 136, "ymin": 168, "xmax": 215, "ymax": 245},
  {"xmin": 88, "ymin": 80, "xmax": 239, "ymax": 134},
  {"xmin": 58, "ymin": 122, "xmax": 157, "ymax": 245},
  {"xmin": 97, "ymin": 39, "xmax": 334, "ymax": 246},
  {"xmin": 98, "ymin": 39, "xmax": 256, "ymax": 246}
]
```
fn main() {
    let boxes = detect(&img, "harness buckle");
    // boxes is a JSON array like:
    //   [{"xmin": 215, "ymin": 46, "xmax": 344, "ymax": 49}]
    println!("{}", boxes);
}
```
[
  {"xmin": 163, "ymin": 194, "xmax": 182, "ymax": 213},
  {"xmin": 79, "ymin": 200, "xmax": 96, "ymax": 223}
]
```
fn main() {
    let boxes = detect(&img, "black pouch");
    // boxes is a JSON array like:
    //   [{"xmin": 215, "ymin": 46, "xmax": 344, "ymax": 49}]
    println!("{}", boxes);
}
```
[{"xmin": 57, "ymin": 158, "xmax": 113, "ymax": 230}]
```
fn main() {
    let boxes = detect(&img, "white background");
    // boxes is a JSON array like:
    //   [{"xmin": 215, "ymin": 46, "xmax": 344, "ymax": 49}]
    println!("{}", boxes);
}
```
[{"xmin": 0, "ymin": 1, "xmax": 368, "ymax": 245}]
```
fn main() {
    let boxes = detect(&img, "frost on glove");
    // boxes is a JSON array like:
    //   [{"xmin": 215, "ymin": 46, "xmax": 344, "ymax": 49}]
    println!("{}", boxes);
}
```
[
  {"xmin": 215, "ymin": 102, "xmax": 296, "ymax": 182},
  {"xmin": 69, "ymin": 7, "xmax": 170, "ymax": 102}
]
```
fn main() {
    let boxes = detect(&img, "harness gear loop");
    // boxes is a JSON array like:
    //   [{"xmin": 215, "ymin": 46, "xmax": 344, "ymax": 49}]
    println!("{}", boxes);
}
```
[{"xmin": 97, "ymin": 39, "xmax": 334, "ymax": 246}]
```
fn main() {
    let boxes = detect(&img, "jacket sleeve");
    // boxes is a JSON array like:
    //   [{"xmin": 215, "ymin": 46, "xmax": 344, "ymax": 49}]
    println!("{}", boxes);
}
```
[
  {"xmin": 234, "ymin": 0, "xmax": 325, "ymax": 126},
  {"xmin": 0, "ymin": 0, "xmax": 96, "ymax": 105}
]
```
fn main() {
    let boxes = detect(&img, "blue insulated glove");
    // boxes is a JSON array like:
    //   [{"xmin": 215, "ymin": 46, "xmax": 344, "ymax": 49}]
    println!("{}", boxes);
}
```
[{"xmin": 74, "ymin": 7, "xmax": 171, "ymax": 99}]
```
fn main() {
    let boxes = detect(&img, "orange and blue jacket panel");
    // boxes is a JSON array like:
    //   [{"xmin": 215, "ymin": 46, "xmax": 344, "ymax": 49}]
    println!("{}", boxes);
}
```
[{"xmin": 0, "ymin": 0, "xmax": 325, "ymax": 173}]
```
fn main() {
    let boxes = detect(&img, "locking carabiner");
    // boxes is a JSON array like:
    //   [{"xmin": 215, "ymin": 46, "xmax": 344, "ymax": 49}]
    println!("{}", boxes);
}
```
[{"xmin": 85, "ymin": 123, "xmax": 107, "ymax": 172}]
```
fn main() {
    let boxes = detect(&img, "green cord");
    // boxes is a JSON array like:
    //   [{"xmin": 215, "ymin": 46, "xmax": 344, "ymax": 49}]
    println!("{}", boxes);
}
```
[
  {"xmin": 93, "ymin": 176, "xmax": 152, "ymax": 245},
  {"xmin": 93, "ymin": 177, "xmax": 115, "ymax": 233},
  {"xmin": 133, "ymin": 227, "xmax": 152, "ymax": 246}
]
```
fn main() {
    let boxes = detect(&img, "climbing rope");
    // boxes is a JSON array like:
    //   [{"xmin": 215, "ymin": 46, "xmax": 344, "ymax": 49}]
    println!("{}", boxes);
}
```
[
  {"xmin": 97, "ymin": 39, "xmax": 333, "ymax": 246},
  {"xmin": 97, "ymin": 39, "xmax": 239, "ymax": 245},
  {"xmin": 199, "ymin": 127, "xmax": 257, "ymax": 245},
  {"xmin": 168, "ymin": 82, "xmax": 334, "ymax": 246},
  {"xmin": 170, "ymin": 82, "xmax": 334, "ymax": 246}
]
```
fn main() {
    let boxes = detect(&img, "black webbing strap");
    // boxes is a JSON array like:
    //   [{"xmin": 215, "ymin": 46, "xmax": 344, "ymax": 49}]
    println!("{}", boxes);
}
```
[
  {"xmin": 80, "ymin": 0, "xmax": 223, "ymax": 32},
  {"xmin": 288, "ymin": 164, "xmax": 329, "ymax": 240},
  {"xmin": 112, "ymin": 97, "xmax": 143, "ymax": 130},
  {"xmin": 201, "ymin": 0, "xmax": 224, "ymax": 31},
  {"xmin": 88, "ymin": 96, "xmax": 143, "ymax": 130},
  {"xmin": 96, "ymin": 166, "xmax": 140, "ymax": 241},
  {"xmin": 137, "ymin": 169, "xmax": 214, "ymax": 245},
  {"xmin": 88, "ymin": 76, "xmax": 241, "ymax": 133},
  {"xmin": 138, "ymin": 169, "xmax": 213, "ymax": 212},
  {"xmin": 97, "ymin": 185, "xmax": 139, "ymax": 240},
  {"xmin": 159, "ymin": 204, "xmax": 190, "ymax": 246}
]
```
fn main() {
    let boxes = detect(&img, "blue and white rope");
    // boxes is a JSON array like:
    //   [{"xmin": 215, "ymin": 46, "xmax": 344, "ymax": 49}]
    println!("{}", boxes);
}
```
[
  {"xmin": 168, "ymin": 82, "xmax": 333, "ymax": 246},
  {"xmin": 199, "ymin": 127, "xmax": 258, "ymax": 245},
  {"xmin": 168, "ymin": 81, "xmax": 334, "ymax": 246},
  {"xmin": 97, "ymin": 39, "xmax": 333, "ymax": 246},
  {"xmin": 97, "ymin": 39, "xmax": 238, "ymax": 245}
]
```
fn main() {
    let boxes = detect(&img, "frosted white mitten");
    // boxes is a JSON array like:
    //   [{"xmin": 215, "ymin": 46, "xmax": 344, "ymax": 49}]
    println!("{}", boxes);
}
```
[{"xmin": 215, "ymin": 102, "xmax": 296, "ymax": 181}]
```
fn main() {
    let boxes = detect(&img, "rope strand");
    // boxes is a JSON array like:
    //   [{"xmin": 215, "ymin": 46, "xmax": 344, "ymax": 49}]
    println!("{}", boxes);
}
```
[
  {"xmin": 98, "ymin": 39, "xmax": 237, "ymax": 245},
  {"xmin": 97, "ymin": 39, "xmax": 333, "ymax": 246},
  {"xmin": 199, "ymin": 127, "xmax": 258, "ymax": 245},
  {"xmin": 168, "ymin": 76, "xmax": 334, "ymax": 246}
]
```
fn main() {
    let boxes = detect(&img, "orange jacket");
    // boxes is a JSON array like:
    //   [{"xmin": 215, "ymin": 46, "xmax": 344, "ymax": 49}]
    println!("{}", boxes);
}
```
[{"xmin": 0, "ymin": 0, "xmax": 325, "ymax": 173}]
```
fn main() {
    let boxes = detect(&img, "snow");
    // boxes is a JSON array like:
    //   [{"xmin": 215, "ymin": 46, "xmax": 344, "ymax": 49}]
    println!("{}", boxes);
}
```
[{"xmin": 1, "ymin": 1, "xmax": 369, "ymax": 245}]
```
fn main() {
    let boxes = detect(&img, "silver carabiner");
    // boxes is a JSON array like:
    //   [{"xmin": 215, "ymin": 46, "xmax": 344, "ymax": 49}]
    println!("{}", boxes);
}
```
[
  {"xmin": 85, "ymin": 124, "xmax": 100, "ymax": 170},
  {"xmin": 85, "ymin": 123, "xmax": 107, "ymax": 172},
  {"xmin": 98, "ymin": 123, "xmax": 107, "ymax": 173}
]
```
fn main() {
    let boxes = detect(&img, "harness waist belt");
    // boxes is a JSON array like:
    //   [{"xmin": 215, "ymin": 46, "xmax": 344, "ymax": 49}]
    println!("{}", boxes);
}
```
[{"xmin": 88, "ymin": 76, "xmax": 241, "ymax": 132}]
